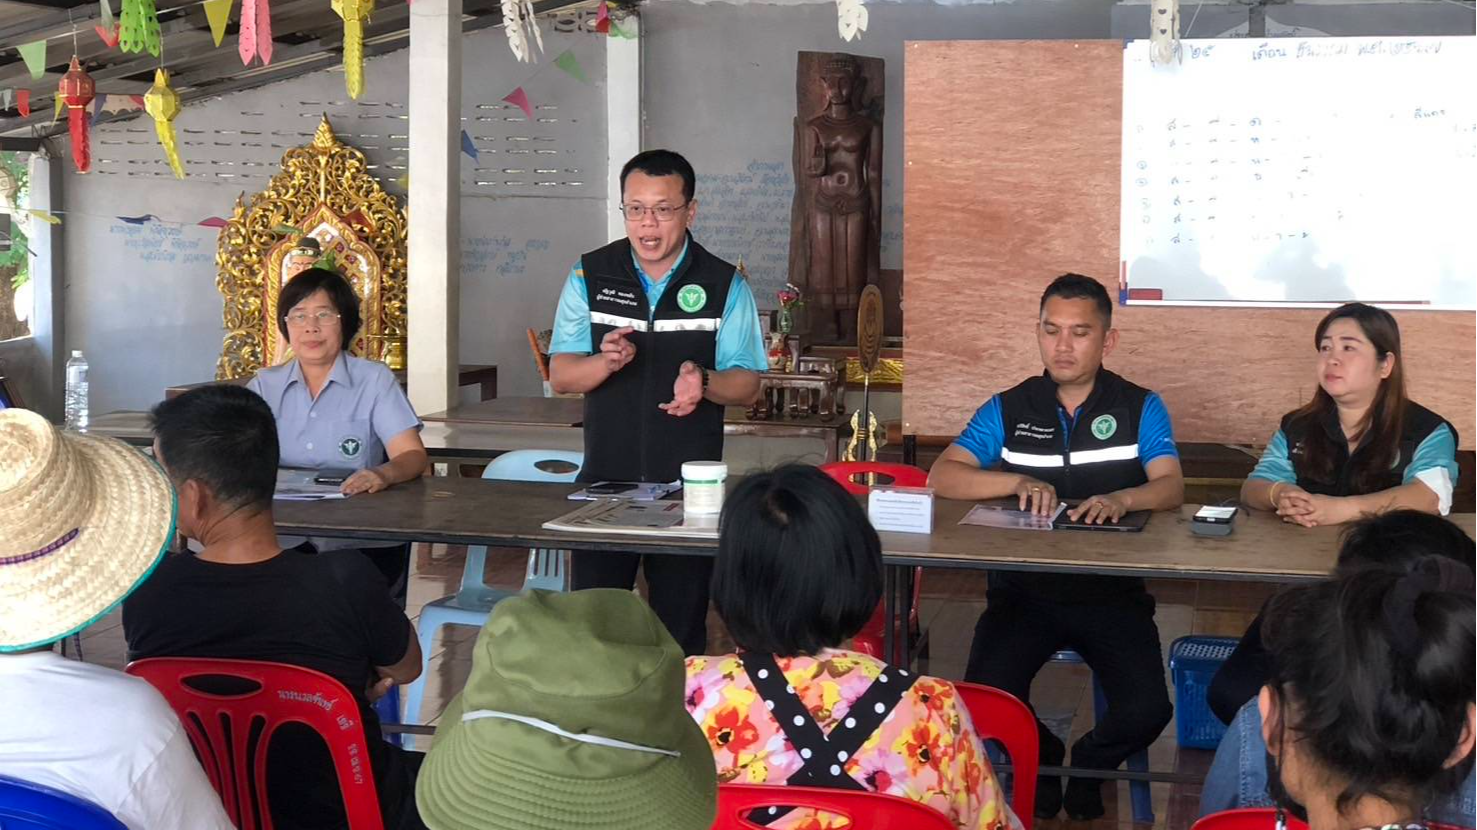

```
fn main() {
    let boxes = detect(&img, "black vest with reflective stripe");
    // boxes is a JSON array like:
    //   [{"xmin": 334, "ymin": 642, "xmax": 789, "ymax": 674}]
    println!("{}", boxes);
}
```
[
  {"xmin": 994, "ymin": 369, "xmax": 1154, "ymax": 600},
  {"xmin": 1279, "ymin": 400, "xmax": 1454, "ymax": 496},
  {"xmin": 579, "ymin": 235, "xmax": 734, "ymax": 483}
]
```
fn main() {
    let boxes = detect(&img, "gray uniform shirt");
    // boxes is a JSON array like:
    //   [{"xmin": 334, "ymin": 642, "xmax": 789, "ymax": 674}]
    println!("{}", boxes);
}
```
[{"xmin": 247, "ymin": 352, "xmax": 422, "ymax": 550}]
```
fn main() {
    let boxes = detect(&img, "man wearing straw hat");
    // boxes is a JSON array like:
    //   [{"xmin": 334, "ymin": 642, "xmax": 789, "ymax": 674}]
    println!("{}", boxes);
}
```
[
  {"xmin": 123, "ymin": 384, "xmax": 427, "ymax": 830},
  {"xmin": 416, "ymin": 588, "xmax": 717, "ymax": 829},
  {"xmin": 0, "ymin": 408, "xmax": 232, "ymax": 829}
]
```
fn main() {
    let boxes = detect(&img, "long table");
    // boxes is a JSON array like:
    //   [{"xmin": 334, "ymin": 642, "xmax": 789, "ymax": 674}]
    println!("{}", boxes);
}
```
[
  {"xmin": 275, "ymin": 476, "xmax": 1476, "ymax": 678},
  {"xmin": 273, "ymin": 476, "xmax": 1477, "ymax": 581},
  {"xmin": 92, "ymin": 401, "xmax": 850, "ymax": 465},
  {"xmin": 283, "ymin": 478, "xmax": 1472, "ymax": 778},
  {"xmin": 421, "ymin": 397, "xmax": 850, "ymax": 464}
]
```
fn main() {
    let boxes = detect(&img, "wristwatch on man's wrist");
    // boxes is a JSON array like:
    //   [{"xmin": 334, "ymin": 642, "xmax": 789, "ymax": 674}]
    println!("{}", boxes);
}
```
[{"xmin": 696, "ymin": 363, "xmax": 710, "ymax": 393}]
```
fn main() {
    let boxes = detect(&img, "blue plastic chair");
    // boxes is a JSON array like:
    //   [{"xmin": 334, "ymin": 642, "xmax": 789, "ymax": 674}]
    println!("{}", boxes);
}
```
[
  {"xmin": 1050, "ymin": 649, "xmax": 1154, "ymax": 824},
  {"xmin": 0, "ymin": 775, "xmax": 127, "ymax": 830},
  {"xmin": 402, "ymin": 449, "xmax": 582, "ymax": 725}
]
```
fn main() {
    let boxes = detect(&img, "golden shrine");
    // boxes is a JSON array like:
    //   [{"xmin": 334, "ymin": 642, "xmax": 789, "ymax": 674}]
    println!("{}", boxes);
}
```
[{"xmin": 214, "ymin": 116, "xmax": 408, "ymax": 379}]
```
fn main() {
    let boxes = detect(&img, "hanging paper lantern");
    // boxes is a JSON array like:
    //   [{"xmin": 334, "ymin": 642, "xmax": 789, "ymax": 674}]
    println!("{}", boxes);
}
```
[
  {"xmin": 331, "ymin": 0, "xmax": 373, "ymax": 99},
  {"xmin": 58, "ymin": 57, "xmax": 97, "ymax": 173},
  {"xmin": 118, "ymin": 0, "xmax": 162, "ymax": 56},
  {"xmin": 144, "ymin": 67, "xmax": 185, "ymax": 179}
]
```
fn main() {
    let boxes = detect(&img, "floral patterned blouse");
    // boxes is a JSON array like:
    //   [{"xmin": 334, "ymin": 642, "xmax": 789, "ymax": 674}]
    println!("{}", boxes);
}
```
[{"xmin": 685, "ymin": 648, "xmax": 1023, "ymax": 830}]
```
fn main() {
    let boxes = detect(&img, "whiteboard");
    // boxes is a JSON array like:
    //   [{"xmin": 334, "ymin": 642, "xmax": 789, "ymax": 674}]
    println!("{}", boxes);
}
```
[{"xmin": 1119, "ymin": 36, "xmax": 1477, "ymax": 310}]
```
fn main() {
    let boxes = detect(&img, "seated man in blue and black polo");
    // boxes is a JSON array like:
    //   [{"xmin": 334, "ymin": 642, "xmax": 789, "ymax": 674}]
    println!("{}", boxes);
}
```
[{"xmin": 928, "ymin": 273, "xmax": 1185, "ymax": 820}]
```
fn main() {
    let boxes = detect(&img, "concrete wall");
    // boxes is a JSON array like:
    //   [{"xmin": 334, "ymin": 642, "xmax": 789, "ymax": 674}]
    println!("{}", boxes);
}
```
[{"xmin": 62, "ymin": 21, "xmax": 608, "ymax": 413}]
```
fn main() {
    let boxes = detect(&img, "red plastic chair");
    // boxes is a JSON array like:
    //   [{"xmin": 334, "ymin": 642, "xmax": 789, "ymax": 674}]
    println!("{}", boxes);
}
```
[
  {"xmin": 954, "ymin": 682, "xmax": 1039, "ymax": 829},
  {"xmin": 125, "ymin": 657, "xmax": 385, "ymax": 830},
  {"xmin": 1194, "ymin": 808, "xmax": 1469, "ymax": 830},
  {"xmin": 820, "ymin": 462, "xmax": 930, "ymax": 662},
  {"xmin": 713, "ymin": 783, "xmax": 954, "ymax": 829}
]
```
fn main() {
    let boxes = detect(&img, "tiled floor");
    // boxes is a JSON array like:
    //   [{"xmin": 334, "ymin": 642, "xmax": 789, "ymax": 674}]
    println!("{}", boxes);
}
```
[{"xmin": 78, "ymin": 544, "xmax": 1277, "ymax": 830}]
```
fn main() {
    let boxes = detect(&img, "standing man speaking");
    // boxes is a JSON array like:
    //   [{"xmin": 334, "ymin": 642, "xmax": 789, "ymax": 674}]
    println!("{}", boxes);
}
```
[{"xmin": 548, "ymin": 149, "xmax": 766, "ymax": 655}]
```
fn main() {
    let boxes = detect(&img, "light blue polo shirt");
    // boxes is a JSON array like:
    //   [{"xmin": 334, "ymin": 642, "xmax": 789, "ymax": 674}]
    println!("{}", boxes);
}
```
[
  {"xmin": 246, "ymin": 353, "xmax": 422, "ymax": 472},
  {"xmin": 548, "ymin": 240, "xmax": 768, "ymax": 371}
]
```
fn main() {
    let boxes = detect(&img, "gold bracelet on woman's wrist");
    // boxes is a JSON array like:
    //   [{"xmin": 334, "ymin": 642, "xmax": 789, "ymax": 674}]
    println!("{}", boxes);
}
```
[{"xmin": 1268, "ymin": 482, "xmax": 1284, "ymax": 509}]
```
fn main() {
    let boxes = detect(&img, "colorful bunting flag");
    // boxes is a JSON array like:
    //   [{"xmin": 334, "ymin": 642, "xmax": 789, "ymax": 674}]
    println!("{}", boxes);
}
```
[
  {"xmin": 459, "ymin": 130, "xmax": 478, "ymax": 161},
  {"xmin": 203, "ymin": 0, "xmax": 232, "ymax": 47},
  {"xmin": 17, "ymin": 90, "xmax": 30, "ymax": 118},
  {"xmin": 1, "ymin": 90, "xmax": 11, "ymax": 111},
  {"xmin": 118, "ymin": 214, "xmax": 158, "ymax": 224},
  {"xmin": 502, "ymin": 87, "xmax": 533, "ymax": 120},
  {"xmin": 595, "ymin": 0, "xmax": 609, "ymax": 34},
  {"xmin": 53, "ymin": 96, "xmax": 65, "ymax": 125},
  {"xmin": 609, "ymin": 20, "xmax": 634, "ymax": 39},
  {"xmin": 18, "ymin": 41, "xmax": 47, "ymax": 80},
  {"xmin": 96, "ymin": 0, "xmax": 119, "ymax": 47},
  {"xmin": 99, "ymin": 93, "xmax": 144, "ymax": 114},
  {"xmin": 554, "ymin": 49, "xmax": 587, "ymax": 84},
  {"xmin": 27, "ymin": 209, "xmax": 61, "ymax": 225},
  {"xmin": 394, "ymin": 174, "xmax": 409, "ymax": 190},
  {"xmin": 239, "ymin": 0, "xmax": 273, "ymax": 66},
  {"xmin": 119, "ymin": 0, "xmax": 163, "ymax": 56},
  {"xmin": 198, "ymin": 216, "xmax": 229, "ymax": 228}
]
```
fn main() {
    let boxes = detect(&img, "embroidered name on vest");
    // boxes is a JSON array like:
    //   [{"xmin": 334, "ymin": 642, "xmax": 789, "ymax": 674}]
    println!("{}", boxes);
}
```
[
  {"xmin": 1013, "ymin": 422, "xmax": 1056, "ymax": 441},
  {"xmin": 598, "ymin": 286, "xmax": 641, "ymax": 308}
]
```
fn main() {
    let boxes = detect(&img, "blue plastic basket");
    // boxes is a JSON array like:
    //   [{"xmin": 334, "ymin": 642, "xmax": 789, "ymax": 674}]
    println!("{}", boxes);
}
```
[{"xmin": 1169, "ymin": 635, "xmax": 1239, "ymax": 750}]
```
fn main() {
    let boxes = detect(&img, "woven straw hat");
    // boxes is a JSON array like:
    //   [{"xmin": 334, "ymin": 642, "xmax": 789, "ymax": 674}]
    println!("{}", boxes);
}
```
[
  {"xmin": 0, "ymin": 408, "xmax": 175, "ymax": 652},
  {"xmin": 416, "ymin": 589, "xmax": 717, "ymax": 830}
]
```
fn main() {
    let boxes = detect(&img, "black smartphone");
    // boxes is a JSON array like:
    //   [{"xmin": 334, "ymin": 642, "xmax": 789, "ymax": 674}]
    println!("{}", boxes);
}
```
[
  {"xmin": 313, "ymin": 469, "xmax": 354, "ymax": 486},
  {"xmin": 586, "ymin": 482, "xmax": 637, "ymax": 495}
]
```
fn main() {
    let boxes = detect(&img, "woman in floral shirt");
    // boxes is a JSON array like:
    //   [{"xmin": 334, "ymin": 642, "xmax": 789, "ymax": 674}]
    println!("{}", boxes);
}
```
[{"xmin": 685, "ymin": 465, "xmax": 1023, "ymax": 830}]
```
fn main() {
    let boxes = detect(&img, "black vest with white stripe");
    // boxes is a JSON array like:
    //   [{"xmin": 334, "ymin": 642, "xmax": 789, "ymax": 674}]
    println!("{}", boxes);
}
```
[
  {"xmin": 1279, "ymin": 401, "xmax": 1454, "ymax": 497},
  {"xmin": 578, "ymin": 235, "xmax": 734, "ymax": 483},
  {"xmin": 994, "ymin": 368, "xmax": 1153, "ymax": 601}
]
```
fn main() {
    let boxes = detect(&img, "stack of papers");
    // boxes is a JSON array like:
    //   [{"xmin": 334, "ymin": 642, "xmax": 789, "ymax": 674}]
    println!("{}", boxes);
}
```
[
  {"xmin": 543, "ymin": 500, "xmax": 719, "ymax": 539},
  {"xmin": 274, "ymin": 469, "xmax": 347, "ymax": 502},
  {"xmin": 958, "ymin": 503, "xmax": 1066, "ymax": 532}
]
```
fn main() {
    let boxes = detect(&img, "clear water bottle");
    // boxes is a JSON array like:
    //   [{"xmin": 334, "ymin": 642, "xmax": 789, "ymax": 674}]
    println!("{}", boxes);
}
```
[{"xmin": 64, "ymin": 350, "xmax": 89, "ymax": 432}]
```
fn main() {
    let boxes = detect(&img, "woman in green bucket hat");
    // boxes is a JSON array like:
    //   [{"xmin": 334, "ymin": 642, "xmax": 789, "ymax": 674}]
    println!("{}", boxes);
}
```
[{"xmin": 415, "ymin": 588, "xmax": 716, "ymax": 829}]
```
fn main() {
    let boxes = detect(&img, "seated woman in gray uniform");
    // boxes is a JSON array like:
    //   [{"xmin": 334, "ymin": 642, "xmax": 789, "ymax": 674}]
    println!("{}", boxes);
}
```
[{"xmin": 246, "ymin": 266, "xmax": 428, "ymax": 595}]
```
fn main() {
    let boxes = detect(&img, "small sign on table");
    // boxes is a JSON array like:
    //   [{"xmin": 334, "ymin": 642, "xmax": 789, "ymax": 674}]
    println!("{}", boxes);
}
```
[{"xmin": 868, "ymin": 485, "xmax": 934, "ymax": 534}]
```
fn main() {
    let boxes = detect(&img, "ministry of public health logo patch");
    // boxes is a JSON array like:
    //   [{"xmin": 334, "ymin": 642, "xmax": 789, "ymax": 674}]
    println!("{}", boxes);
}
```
[
  {"xmin": 677, "ymin": 285, "xmax": 707, "ymax": 313},
  {"xmin": 338, "ymin": 435, "xmax": 364, "ymax": 460},
  {"xmin": 1091, "ymin": 415, "xmax": 1117, "ymax": 441}
]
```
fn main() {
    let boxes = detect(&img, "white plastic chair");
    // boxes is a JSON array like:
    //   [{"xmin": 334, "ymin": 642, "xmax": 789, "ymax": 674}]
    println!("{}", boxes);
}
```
[{"xmin": 401, "ymin": 450, "xmax": 582, "ymax": 725}]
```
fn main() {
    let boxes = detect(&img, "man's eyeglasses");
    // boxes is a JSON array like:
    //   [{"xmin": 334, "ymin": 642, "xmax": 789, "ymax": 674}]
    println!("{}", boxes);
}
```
[
  {"xmin": 620, "ymin": 203, "xmax": 688, "ymax": 222},
  {"xmin": 284, "ymin": 310, "xmax": 342, "ymax": 328}
]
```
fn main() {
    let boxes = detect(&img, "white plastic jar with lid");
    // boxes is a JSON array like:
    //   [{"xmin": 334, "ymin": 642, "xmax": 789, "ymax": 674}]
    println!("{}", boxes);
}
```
[{"xmin": 681, "ymin": 461, "xmax": 728, "ymax": 516}]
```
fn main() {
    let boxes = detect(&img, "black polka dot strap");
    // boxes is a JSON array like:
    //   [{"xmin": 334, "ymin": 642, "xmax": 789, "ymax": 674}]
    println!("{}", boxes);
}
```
[{"xmin": 739, "ymin": 652, "xmax": 919, "ymax": 792}]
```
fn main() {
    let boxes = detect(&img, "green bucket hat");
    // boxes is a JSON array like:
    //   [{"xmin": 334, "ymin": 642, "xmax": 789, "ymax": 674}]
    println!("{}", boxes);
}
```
[{"xmin": 415, "ymin": 589, "xmax": 717, "ymax": 830}]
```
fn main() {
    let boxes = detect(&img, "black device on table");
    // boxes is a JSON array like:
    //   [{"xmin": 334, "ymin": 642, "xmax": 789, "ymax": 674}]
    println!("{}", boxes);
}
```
[
  {"xmin": 1055, "ymin": 504, "xmax": 1153, "ymax": 533},
  {"xmin": 1190, "ymin": 504, "xmax": 1238, "ymax": 537},
  {"xmin": 312, "ymin": 469, "xmax": 355, "ymax": 486},
  {"xmin": 584, "ymin": 482, "xmax": 638, "ymax": 495}
]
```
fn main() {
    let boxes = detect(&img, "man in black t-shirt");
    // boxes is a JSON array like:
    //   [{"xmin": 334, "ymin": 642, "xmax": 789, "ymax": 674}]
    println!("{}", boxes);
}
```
[{"xmin": 122, "ymin": 384, "xmax": 426, "ymax": 830}]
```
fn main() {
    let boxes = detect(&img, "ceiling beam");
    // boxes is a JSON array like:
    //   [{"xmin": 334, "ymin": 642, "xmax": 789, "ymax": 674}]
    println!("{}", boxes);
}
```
[
  {"xmin": 0, "ymin": 15, "xmax": 214, "ymax": 89},
  {"xmin": 0, "ymin": 0, "xmax": 92, "ymax": 9}
]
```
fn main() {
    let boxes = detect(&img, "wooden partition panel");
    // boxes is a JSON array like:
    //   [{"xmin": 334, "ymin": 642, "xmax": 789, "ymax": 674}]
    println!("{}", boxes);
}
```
[{"xmin": 902, "ymin": 40, "xmax": 1475, "ymax": 447}]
